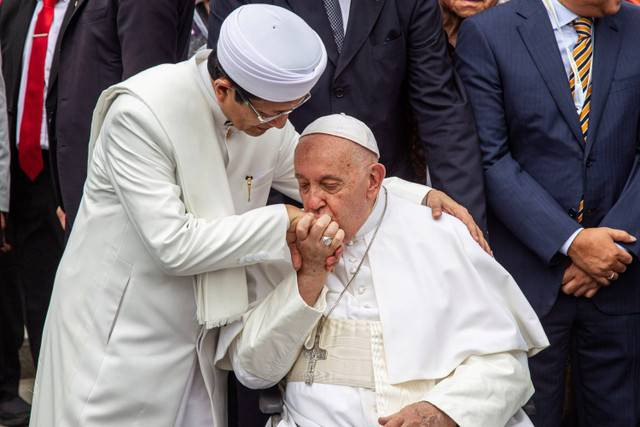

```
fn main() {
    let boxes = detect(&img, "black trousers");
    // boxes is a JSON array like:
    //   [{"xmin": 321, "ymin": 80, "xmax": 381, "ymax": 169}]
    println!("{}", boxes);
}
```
[
  {"xmin": 529, "ymin": 292, "xmax": 640, "ymax": 427},
  {"xmin": 0, "ymin": 152, "xmax": 63, "ymax": 399}
]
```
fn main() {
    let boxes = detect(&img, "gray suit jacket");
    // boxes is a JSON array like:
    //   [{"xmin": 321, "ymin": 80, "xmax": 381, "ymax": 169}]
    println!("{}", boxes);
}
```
[{"xmin": 0, "ymin": 55, "xmax": 9, "ymax": 212}]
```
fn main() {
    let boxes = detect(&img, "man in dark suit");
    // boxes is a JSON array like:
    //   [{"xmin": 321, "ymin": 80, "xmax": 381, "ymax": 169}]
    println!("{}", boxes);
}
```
[
  {"xmin": 47, "ymin": 0, "xmax": 194, "ymax": 230},
  {"xmin": 456, "ymin": 0, "xmax": 640, "ymax": 424},
  {"xmin": 0, "ymin": 1, "xmax": 67, "ymax": 424},
  {"xmin": 208, "ymin": 0, "xmax": 487, "ymax": 231}
]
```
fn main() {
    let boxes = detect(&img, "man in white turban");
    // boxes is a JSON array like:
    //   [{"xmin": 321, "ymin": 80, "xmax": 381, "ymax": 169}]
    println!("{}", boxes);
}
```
[
  {"xmin": 217, "ymin": 114, "xmax": 549, "ymax": 427},
  {"xmin": 30, "ymin": 5, "xmax": 488, "ymax": 427}
]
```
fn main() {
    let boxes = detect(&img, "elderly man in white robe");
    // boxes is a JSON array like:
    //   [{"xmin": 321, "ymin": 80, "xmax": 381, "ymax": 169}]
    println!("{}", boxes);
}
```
[
  {"xmin": 217, "ymin": 114, "xmax": 549, "ymax": 427},
  {"xmin": 29, "ymin": 5, "xmax": 489, "ymax": 427}
]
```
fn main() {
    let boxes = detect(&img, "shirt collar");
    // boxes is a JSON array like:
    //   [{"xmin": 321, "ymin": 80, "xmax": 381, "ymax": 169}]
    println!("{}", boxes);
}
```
[
  {"xmin": 196, "ymin": 51, "xmax": 233, "ymax": 132},
  {"xmin": 549, "ymin": 0, "xmax": 579, "ymax": 30},
  {"xmin": 351, "ymin": 187, "xmax": 387, "ymax": 242}
]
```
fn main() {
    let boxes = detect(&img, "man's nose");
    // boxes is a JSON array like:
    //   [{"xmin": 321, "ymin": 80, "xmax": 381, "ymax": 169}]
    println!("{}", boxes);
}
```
[
  {"xmin": 304, "ymin": 189, "xmax": 326, "ymax": 211},
  {"xmin": 268, "ymin": 114, "xmax": 289, "ymax": 129}
]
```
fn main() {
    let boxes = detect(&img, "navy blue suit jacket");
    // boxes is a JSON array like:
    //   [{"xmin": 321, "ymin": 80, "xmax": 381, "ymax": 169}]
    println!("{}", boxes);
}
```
[
  {"xmin": 456, "ymin": 0, "xmax": 640, "ymax": 316},
  {"xmin": 208, "ymin": 0, "xmax": 487, "ymax": 230}
]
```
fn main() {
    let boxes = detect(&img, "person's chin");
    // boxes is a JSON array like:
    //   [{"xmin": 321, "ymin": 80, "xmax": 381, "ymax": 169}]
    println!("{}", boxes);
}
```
[{"xmin": 244, "ymin": 126, "xmax": 269, "ymax": 137}]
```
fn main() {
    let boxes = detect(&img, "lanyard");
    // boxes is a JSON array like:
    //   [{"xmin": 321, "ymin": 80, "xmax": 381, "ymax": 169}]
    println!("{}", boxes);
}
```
[{"xmin": 541, "ymin": 0, "xmax": 593, "ymax": 112}]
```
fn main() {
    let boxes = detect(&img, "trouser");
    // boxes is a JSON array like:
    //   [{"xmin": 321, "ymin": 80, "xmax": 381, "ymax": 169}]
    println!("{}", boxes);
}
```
[
  {"xmin": 4, "ymin": 151, "xmax": 63, "ymax": 369},
  {"xmin": 0, "ymin": 248, "xmax": 22, "ymax": 401},
  {"xmin": 529, "ymin": 291, "xmax": 640, "ymax": 427},
  {"xmin": 227, "ymin": 372, "xmax": 271, "ymax": 427}
]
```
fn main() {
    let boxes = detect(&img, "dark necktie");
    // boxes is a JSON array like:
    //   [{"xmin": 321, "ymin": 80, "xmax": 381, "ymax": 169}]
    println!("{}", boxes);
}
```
[
  {"xmin": 19, "ymin": 0, "xmax": 57, "ymax": 181},
  {"xmin": 323, "ymin": 0, "xmax": 345, "ymax": 54}
]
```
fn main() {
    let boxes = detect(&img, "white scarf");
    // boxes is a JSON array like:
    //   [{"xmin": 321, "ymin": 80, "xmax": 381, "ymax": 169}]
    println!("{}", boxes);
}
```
[{"xmin": 88, "ymin": 53, "xmax": 248, "ymax": 328}]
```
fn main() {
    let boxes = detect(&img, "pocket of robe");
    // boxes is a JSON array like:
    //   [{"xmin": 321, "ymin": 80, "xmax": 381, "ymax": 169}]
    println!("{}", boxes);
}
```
[{"xmin": 94, "ymin": 253, "xmax": 134, "ymax": 346}]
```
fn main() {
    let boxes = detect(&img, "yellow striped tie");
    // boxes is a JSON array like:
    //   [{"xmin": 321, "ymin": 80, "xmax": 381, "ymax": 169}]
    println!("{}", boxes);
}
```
[{"xmin": 569, "ymin": 17, "xmax": 593, "ymax": 223}]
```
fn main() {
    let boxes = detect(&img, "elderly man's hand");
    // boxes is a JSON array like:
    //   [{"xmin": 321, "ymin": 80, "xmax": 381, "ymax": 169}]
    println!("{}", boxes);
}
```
[
  {"xmin": 567, "ymin": 227, "xmax": 635, "ymax": 285},
  {"xmin": 293, "ymin": 214, "xmax": 345, "ymax": 306},
  {"xmin": 424, "ymin": 189, "xmax": 492, "ymax": 256},
  {"xmin": 561, "ymin": 263, "xmax": 600, "ymax": 298},
  {"xmin": 379, "ymin": 401, "xmax": 456, "ymax": 427},
  {"xmin": 286, "ymin": 210, "xmax": 343, "ymax": 272}
]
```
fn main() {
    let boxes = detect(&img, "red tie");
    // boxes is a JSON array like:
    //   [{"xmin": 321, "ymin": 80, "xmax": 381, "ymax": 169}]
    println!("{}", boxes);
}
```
[{"xmin": 18, "ymin": 0, "xmax": 57, "ymax": 181}]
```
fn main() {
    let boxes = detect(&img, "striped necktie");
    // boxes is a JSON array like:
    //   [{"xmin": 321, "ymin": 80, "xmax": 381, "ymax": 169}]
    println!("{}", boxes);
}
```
[{"xmin": 569, "ymin": 17, "xmax": 593, "ymax": 223}]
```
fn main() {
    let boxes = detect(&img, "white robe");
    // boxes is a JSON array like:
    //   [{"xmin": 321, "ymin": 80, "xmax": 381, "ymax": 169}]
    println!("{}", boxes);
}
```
[
  {"xmin": 29, "ymin": 51, "xmax": 428, "ymax": 427},
  {"xmin": 218, "ymin": 193, "xmax": 549, "ymax": 427}
]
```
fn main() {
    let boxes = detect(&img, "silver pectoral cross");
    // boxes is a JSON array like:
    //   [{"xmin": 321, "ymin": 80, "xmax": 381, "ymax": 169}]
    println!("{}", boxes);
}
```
[{"xmin": 303, "ymin": 330, "xmax": 327, "ymax": 385}]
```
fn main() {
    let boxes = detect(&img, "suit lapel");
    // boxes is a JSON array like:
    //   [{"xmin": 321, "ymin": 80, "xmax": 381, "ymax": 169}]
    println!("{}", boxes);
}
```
[
  {"xmin": 286, "ymin": 0, "xmax": 339, "ymax": 68},
  {"xmin": 584, "ymin": 15, "xmax": 620, "ymax": 159},
  {"xmin": 516, "ymin": 0, "xmax": 584, "ymax": 148},
  {"xmin": 47, "ymin": 0, "xmax": 85, "ymax": 98},
  {"xmin": 334, "ymin": 0, "xmax": 385, "ymax": 79}
]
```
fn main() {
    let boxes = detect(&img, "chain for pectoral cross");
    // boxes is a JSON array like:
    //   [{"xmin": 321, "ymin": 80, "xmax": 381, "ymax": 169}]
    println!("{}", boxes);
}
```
[{"xmin": 301, "ymin": 188, "xmax": 389, "ymax": 386}]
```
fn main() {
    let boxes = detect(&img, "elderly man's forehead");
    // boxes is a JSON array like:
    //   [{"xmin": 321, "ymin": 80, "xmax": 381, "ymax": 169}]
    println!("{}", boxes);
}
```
[{"xmin": 296, "ymin": 133, "xmax": 367, "ymax": 155}]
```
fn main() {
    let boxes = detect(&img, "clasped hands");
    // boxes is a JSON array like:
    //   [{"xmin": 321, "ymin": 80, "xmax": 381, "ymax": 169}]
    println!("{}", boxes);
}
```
[
  {"xmin": 285, "ymin": 206, "xmax": 345, "ymax": 306},
  {"xmin": 285, "ymin": 206, "xmax": 343, "ymax": 273},
  {"xmin": 563, "ymin": 227, "xmax": 636, "ymax": 298}
]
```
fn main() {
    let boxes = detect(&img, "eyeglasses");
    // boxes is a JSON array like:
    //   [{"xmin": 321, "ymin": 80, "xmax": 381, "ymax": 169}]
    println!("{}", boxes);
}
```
[{"xmin": 235, "ymin": 88, "xmax": 311, "ymax": 124}]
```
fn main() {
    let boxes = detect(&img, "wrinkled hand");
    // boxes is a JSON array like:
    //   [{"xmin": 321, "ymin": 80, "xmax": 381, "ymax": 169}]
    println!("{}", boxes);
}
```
[
  {"xmin": 561, "ymin": 263, "xmax": 600, "ymax": 298},
  {"xmin": 56, "ymin": 206, "xmax": 66, "ymax": 231},
  {"xmin": 295, "ymin": 214, "xmax": 344, "ymax": 275},
  {"xmin": 294, "ymin": 214, "xmax": 345, "ymax": 306},
  {"xmin": 0, "ymin": 212, "xmax": 11, "ymax": 253},
  {"xmin": 285, "ymin": 205, "xmax": 307, "ymax": 271},
  {"xmin": 567, "ymin": 227, "xmax": 635, "ymax": 285},
  {"xmin": 379, "ymin": 401, "xmax": 456, "ymax": 427},
  {"xmin": 425, "ymin": 189, "xmax": 492, "ymax": 256},
  {"xmin": 287, "ymin": 213, "xmax": 343, "ymax": 272}
]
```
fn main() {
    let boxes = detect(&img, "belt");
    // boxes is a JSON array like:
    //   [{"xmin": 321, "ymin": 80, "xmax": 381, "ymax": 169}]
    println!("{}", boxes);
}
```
[{"xmin": 287, "ymin": 318, "xmax": 378, "ymax": 389}]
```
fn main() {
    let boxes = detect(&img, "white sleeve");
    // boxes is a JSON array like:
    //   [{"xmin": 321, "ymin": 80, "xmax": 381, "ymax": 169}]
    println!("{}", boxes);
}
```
[
  {"xmin": 424, "ymin": 351, "xmax": 534, "ymax": 427},
  {"xmin": 100, "ymin": 95, "xmax": 290, "ymax": 276},
  {"xmin": 383, "ymin": 176, "xmax": 431, "ymax": 204},
  {"xmin": 221, "ymin": 273, "xmax": 327, "ymax": 389}
]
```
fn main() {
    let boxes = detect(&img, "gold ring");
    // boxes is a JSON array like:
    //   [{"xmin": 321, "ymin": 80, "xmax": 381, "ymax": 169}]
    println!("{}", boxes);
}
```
[{"xmin": 608, "ymin": 272, "xmax": 616, "ymax": 280}]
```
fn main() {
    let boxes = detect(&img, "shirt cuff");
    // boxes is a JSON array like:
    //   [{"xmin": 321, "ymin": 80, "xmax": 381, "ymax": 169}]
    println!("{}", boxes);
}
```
[{"xmin": 560, "ymin": 228, "xmax": 583, "ymax": 256}]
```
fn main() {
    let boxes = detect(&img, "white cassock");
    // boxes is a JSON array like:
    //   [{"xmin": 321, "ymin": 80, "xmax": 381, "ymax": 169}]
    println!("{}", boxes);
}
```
[
  {"xmin": 217, "ymin": 192, "xmax": 549, "ymax": 427},
  {"xmin": 29, "ymin": 51, "xmax": 427, "ymax": 427}
]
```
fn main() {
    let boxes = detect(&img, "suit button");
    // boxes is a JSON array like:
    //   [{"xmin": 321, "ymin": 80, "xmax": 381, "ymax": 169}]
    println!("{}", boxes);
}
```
[
  {"xmin": 586, "ymin": 160, "xmax": 593, "ymax": 168},
  {"xmin": 334, "ymin": 87, "xmax": 345, "ymax": 98}
]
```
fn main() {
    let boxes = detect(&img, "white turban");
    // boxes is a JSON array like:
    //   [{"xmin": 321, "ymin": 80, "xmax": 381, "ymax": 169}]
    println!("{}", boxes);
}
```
[
  {"xmin": 217, "ymin": 5, "xmax": 327, "ymax": 102},
  {"xmin": 300, "ymin": 113, "xmax": 381, "ymax": 159}
]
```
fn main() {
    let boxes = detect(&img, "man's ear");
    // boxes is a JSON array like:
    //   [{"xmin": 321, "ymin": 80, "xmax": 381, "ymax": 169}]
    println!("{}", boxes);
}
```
[
  {"xmin": 368, "ymin": 163, "xmax": 386, "ymax": 195},
  {"xmin": 212, "ymin": 78, "xmax": 233, "ymax": 103}
]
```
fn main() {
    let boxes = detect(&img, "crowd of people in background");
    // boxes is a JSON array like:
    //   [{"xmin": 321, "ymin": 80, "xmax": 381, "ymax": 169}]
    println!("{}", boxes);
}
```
[{"xmin": 0, "ymin": 0, "xmax": 638, "ymax": 426}]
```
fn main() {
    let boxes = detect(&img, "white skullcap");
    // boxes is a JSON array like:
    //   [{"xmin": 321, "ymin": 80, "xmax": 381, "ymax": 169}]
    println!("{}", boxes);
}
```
[
  {"xmin": 300, "ymin": 113, "xmax": 380, "ymax": 159},
  {"xmin": 217, "ymin": 5, "xmax": 327, "ymax": 102}
]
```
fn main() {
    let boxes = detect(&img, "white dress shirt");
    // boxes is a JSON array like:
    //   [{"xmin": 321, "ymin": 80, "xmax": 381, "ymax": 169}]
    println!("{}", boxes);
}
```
[
  {"xmin": 338, "ymin": 0, "xmax": 351, "ymax": 33},
  {"xmin": 16, "ymin": 0, "xmax": 69, "ymax": 151}
]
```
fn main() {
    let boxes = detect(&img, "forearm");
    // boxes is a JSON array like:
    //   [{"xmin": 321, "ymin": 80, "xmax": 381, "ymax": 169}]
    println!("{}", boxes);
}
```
[
  {"xmin": 102, "ymin": 95, "xmax": 291, "ymax": 275},
  {"xmin": 424, "ymin": 352, "xmax": 533, "ymax": 427},
  {"xmin": 598, "ymin": 153, "xmax": 640, "ymax": 257},
  {"xmin": 230, "ymin": 273, "xmax": 326, "ymax": 386}
]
